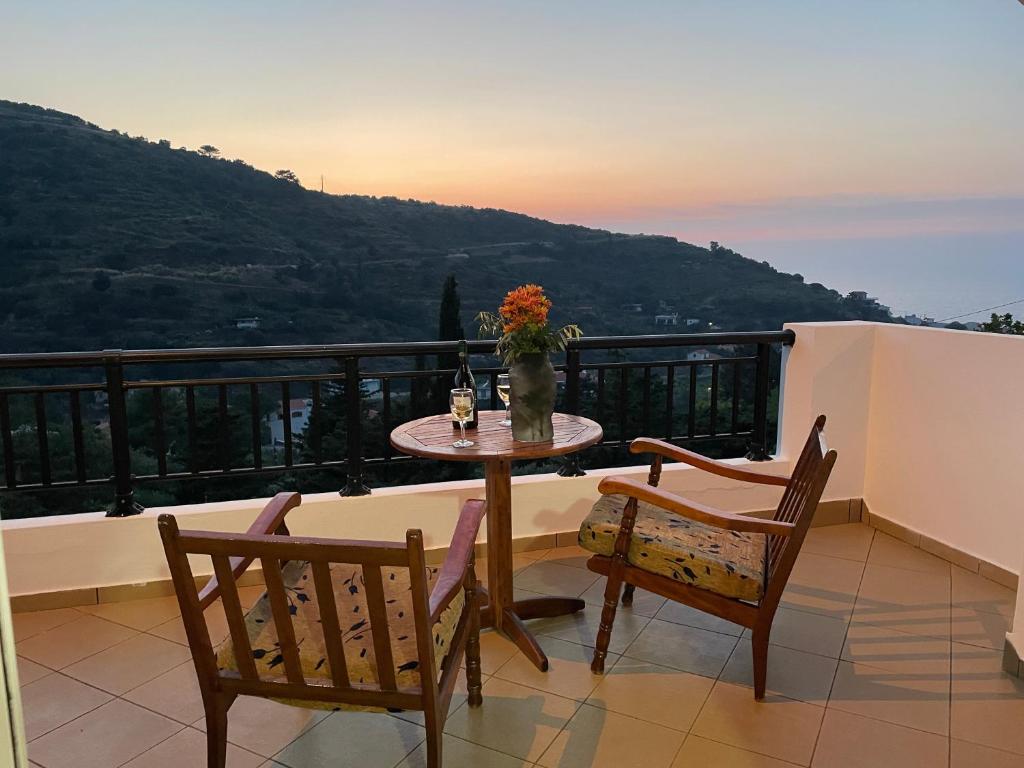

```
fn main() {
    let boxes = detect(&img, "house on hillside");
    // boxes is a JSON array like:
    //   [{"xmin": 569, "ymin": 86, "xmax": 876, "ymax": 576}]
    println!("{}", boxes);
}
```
[
  {"xmin": 235, "ymin": 317, "xmax": 261, "ymax": 330},
  {"xmin": 686, "ymin": 348, "xmax": 721, "ymax": 362},
  {"xmin": 267, "ymin": 398, "xmax": 312, "ymax": 446},
  {"xmin": 654, "ymin": 313, "xmax": 679, "ymax": 326}
]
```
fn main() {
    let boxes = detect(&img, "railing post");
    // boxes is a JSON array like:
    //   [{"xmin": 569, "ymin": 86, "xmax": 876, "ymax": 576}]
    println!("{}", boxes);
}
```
[
  {"xmin": 104, "ymin": 352, "xmax": 144, "ymax": 516},
  {"xmin": 558, "ymin": 344, "xmax": 586, "ymax": 477},
  {"xmin": 340, "ymin": 355, "xmax": 371, "ymax": 496},
  {"xmin": 745, "ymin": 342, "xmax": 772, "ymax": 462}
]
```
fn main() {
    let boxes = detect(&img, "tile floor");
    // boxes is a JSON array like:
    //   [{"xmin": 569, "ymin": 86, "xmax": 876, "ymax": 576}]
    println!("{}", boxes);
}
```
[{"xmin": 14, "ymin": 523, "xmax": 1024, "ymax": 767}]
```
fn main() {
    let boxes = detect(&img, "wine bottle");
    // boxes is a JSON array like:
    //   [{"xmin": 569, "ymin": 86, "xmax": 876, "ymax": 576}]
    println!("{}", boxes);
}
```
[{"xmin": 452, "ymin": 339, "xmax": 478, "ymax": 429}]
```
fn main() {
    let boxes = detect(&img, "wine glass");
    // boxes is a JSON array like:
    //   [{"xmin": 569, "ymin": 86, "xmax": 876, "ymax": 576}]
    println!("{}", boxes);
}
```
[
  {"xmin": 496, "ymin": 373, "xmax": 512, "ymax": 426},
  {"xmin": 450, "ymin": 387, "xmax": 476, "ymax": 448}
]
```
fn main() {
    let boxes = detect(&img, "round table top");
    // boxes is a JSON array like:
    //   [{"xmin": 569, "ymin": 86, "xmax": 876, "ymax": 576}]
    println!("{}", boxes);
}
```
[{"xmin": 390, "ymin": 411, "xmax": 603, "ymax": 462}]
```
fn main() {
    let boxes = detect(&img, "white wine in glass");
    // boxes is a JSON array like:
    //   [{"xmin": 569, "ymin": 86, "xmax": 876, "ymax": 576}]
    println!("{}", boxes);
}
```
[
  {"xmin": 497, "ymin": 373, "xmax": 511, "ymax": 426},
  {"xmin": 450, "ymin": 387, "xmax": 476, "ymax": 448}
]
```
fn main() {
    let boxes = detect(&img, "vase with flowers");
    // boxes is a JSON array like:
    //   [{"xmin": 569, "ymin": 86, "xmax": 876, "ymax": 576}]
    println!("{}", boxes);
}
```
[{"xmin": 477, "ymin": 285, "xmax": 581, "ymax": 442}]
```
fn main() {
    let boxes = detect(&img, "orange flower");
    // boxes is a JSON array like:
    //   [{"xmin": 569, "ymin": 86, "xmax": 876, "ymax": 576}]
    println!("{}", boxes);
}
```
[{"xmin": 499, "ymin": 284, "xmax": 551, "ymax": 333}]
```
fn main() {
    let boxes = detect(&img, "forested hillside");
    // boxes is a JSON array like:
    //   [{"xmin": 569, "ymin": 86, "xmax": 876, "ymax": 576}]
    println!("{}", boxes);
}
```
[{"xmin": 0, "ymin": 100, "xmax": 889, "ymax": 354}]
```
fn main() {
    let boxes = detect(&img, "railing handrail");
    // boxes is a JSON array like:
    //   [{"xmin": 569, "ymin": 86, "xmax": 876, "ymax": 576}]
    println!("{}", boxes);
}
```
[{"xmin": 0, "ymin": 330, "xmax": 795, "ymax": 370}]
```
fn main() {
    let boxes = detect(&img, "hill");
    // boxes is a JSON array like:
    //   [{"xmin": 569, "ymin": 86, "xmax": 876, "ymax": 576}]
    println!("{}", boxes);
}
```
[{"xmin": 0, "ymin": 100, "xmax": 890, "ymax": 353}]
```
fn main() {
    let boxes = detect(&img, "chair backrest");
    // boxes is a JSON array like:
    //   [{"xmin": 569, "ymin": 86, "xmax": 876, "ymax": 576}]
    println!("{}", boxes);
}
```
[
  {"xmin": 158, "ymin": 515, "xmax": 439, "ymax": 713},
  {"xmin": 765, "ymin": 415, "xmax": 837, "ymax": 593}
]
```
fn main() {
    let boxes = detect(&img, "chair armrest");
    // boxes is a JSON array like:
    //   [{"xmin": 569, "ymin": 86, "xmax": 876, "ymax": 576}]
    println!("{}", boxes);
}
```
[
  {"xmin": 429, "ymin": 499, "xmax": 487, "ymax": 622},
  {"xmin": 598, "ymin": 476, "xmax": 795, "ymax": 538},
  {"xmin": 630, "ymin": 438, "xmax": 790, "ymax": 487},
  {"xmin": 197, "ymin": 492, "xmax": 301, "ymax": 609}
]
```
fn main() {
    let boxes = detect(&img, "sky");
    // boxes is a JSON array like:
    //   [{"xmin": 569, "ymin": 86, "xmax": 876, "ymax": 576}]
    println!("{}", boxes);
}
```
[{"xmin": 2, "ymin": 1, "xmax": 1023, "ymax": 316}]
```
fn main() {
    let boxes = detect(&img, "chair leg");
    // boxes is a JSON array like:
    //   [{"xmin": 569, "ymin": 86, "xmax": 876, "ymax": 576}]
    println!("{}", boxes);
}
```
[
  {"xmin": 204, "ymin": 695, "xmax": 229, "ymax": 768},
  {"xmin": 423, "ymin": 706, "xmax": 444, "ymax": 768},
  {"xmin": 466, "ymin": 601, "xmax": 483, "ymax": 708},
  {"xmin": 592, "ymin": 570, "xmax": 623, "ymax": 674},
  {"xmin": 621, "ymin": 583, "xmax": 636, "ymax": 607},
  {"xmin": 752, "ymin": 629, "xmax": 770, "ymax": 700}
]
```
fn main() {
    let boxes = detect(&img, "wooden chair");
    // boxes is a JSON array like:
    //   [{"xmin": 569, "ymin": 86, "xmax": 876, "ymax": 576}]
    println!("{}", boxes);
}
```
[
  {"xmin": 579, "ymin": 415, "xmax": 836, "ymax": 699},
  {"xmin": 159, "ymin": 492, "xmax": 486, "ymax": 767}
]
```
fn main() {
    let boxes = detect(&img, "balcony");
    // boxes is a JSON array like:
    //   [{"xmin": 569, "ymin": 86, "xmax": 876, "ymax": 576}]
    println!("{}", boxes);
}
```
[{"xmin": 2, "ymin": 321, "xmax": 1023, "ymax": 768}]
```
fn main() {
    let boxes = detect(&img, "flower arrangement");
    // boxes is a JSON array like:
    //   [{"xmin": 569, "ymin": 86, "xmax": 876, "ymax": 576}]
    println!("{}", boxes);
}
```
[{"xmin": 477, "ymin": 284, "xmax": 582, "ymax": 365}]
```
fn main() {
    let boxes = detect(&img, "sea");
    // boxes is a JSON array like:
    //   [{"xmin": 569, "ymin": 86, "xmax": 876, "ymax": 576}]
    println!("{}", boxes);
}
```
[{"xmin": 736, "ymin": 233, "xmax": 1024, "ymax": 323}]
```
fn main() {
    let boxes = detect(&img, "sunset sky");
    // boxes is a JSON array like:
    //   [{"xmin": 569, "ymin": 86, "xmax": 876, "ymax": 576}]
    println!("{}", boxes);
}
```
[{"xmin": 2, "ymin": 0, "xmax": 1022, "ymax": 291}]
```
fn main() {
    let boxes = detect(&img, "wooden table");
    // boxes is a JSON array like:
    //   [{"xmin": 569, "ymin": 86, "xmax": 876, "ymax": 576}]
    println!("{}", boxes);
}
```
[{"xmin": 390, "ymin": 410, "xmax": 603, "ymax": 671}]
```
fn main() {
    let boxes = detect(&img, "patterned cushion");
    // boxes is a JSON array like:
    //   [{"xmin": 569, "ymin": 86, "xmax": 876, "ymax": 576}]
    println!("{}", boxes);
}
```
[
  {"xmin": 215, "ymin": 560, "xmax": 465, "ymax": 712},
  {"xmin": 578, "ymin": 494, "xmax": 767, "ymax": 601}
]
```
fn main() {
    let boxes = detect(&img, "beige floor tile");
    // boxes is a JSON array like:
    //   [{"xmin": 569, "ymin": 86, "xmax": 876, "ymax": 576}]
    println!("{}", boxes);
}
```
[
  {"xmin": 811, "ymin": 708, "xmax": 948, "ymax": 768},
  {"xmin": 398, "ymin": 733, "xmax": 532, "ymax": 768},
  {"xmin": 472, "ymin": 629, "xmax": 521, "ymax": 675},
  {"xmin": 803, "ymin": 523, "xmax": 874, "ymax": 562},
  {"xmin": 17, "ymin": 614, "xmax": 138, "ymax": 669},
  {"xmin": 828, "ymin": 660, "xmax": 949, "ymax": 735},
  {"xmin": 951, "ymin": 739, "xmax": 1024, "ymax": 768},
  {"xmin": 851, "ymin": 563, "xmax": 951, "ymax": 640},
  {"xmin": 841, "ymin": 621, "xmax": 951, "ymax": 676},
  {"xmin": 20, "ymin": 672, "xmax": 112, "ymax": 741},
  {"xmin": 149, "ymin": 587, "xmax": 266, "ymax": 647},
  {"xmin": 781, "ymin": 552, "xmax": 864, "ymax": 621},
  {"xmin": 274, "ymin": 710, "xmax": 424, "ymax": 768},
  {"xmin": 950, "ymin": 606, "xmax": 1011, "ymax": 650},
  {"xmin": 63, "ymin": 631, "xmax": 192, "ymax": 695},
  {"xmin": 655, "ymin": 600, "xmax": 743, "ymax": 636},
  {"xmin": 122, "ymin": 726, "xmax": 266, "ymax": 767},
  {"xmin": 950, "ymin": 642, "xmax": 1024, "ymax": 755},
  {"xmin": 537, "ymin": 702, "xmax": 685, "ymax": 768},
  {"xmin": 538, "ymin": 545, "xmax": 593, "ymax": 570},
  {"xmin": 720, "ymin": 643, "xmax": 838, "ymax": 705},
  {"xmin": 623, "ymin": 618, "xmax": 738, "ymax": 678},
  {"xmin": 529, "ymin": 603, "xmax": 651, "ymax": 653},
  {"xmin": 514, "ymin": 561, "xmax": 599, "ymax": 598},
  {"xmin": 12, "ymin": 608, "xmax": 82, "ymax": 643},
  {"xmin": 444, "ymin": 677, "xmax": 579, "ymax": 762},
  {"xmin": 494, "ymin": 635, "xmax": 616, "ymax": 701},
  {"xmin": 29, "ymin": 699, "xmax": 182, "ymax": 768},
  {"xmin": 193, "ymin": 696, "xmax": 328, "ymax": 758},
  {"xmin": 673, "ymin": 734, "xmax": 801, "ymax": 767},
  {"xmin": 17, "ymin": 656, "xmax": 52, "ymax": 686},
  {"xmin": 868, "ymin": 533, "xmax": 950, "ymax": 575},
  {"xmin": 742, "ymin": 607, "xmax": 849, "ymax": 660},
  {"xmin": 587, "ymin": 656, "xmax": 713, "ymax": 732},
  {"xmin": 123, "ymin": 660, "xmax": 204, "ymax": 725},
  {"xmin": 477, "ymin": 554, "xmax": 540, "ymax": 588},
  {"xmin": 692, "ymin": 681, "xmax": 825, "ymax": 766},
  {"xmin": 78, "ymin": 595, "xmax": 182, "ymax": 631},
  {"xmin": 951, "ymin": 565, "xmax": 1015, "ymax": 619}
]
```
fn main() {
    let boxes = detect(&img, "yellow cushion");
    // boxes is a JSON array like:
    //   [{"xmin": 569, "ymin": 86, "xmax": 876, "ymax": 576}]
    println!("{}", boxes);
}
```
[
  {"xmin": 578, "ymin": 494, "xmax": 767, "ymax": 601},
  {"xmin": 215, "ymin": 561, "xmax": 465, "ymax": 712}
]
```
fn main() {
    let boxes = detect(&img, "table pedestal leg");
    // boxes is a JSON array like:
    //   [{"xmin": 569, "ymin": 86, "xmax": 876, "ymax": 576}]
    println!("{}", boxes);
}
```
[{"xmin": 482, "ymin": 460, "xmax": 586, "ymax": 671}]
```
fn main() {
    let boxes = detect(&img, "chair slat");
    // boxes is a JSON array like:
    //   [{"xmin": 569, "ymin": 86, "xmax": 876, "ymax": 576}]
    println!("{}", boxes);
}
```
[
  {"xmin": 311, "ymin": 560, "xmax": 350, "ymax": 688},
  {"xmin": 212, "ymin": 555, "xmax": 258, "ymax": 680},
  {"xmin": 260, "ymin": 557, "xmax": 305, "ymax": 684},
  {"xmin": 362, "ymin": 564, "xmax": 397, "ymax": 691}
]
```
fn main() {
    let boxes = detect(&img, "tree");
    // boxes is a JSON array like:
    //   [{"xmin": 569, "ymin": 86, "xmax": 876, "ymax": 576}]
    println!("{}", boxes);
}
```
[
  {"xmin": 197, "ymin": 145, "xmax": 220, "ymax": 158},
  {"xmin": 274, "ymin": 169, "xmax": 300, "ymax": 184},
  {"xmin": 980, "ymin": 313, "xmax": 1024, "ymax": 335},
  {"xmin": 91, "ymin": 271, "xmax": 111, "ymax": 292},
  {"xmin": 437, "ymin": 274, "xmax": 465, "ymax": 371}
]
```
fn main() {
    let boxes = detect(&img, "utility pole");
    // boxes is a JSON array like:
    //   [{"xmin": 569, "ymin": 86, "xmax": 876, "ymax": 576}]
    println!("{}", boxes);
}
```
[{"xmin": 320, "ymin": 175, "xmax": 324, "ymax": 193}]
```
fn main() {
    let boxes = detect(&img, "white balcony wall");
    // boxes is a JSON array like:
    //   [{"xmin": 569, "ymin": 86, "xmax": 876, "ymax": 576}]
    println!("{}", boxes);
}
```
[
  {"xmin": 0, "ymin": 458, "xmax": 791, "ymax": 597},
  {"xmin": 783, "ymin": 321, "xmax": 1024, "ymax": 576}
]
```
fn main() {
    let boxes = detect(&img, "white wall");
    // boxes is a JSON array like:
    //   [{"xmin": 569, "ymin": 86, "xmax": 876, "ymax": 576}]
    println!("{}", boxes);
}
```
[
  {"xmin": 782, "ymin": 321, "xmax": 1024, "ymax": 576},
  {"xmin": 863, "ymin": 324, "xmax": 1024, "ymax": 573},
  {"xmin": 0, "ymin": 458, "xmax": 790, "ymax": 597}
]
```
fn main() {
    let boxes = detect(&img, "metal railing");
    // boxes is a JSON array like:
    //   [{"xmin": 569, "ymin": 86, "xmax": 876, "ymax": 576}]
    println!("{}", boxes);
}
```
[{"xmin": 0, "ymin": 330, "xmax": 794, "ymax": 517}]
